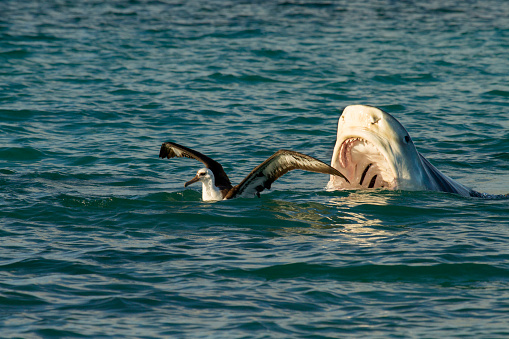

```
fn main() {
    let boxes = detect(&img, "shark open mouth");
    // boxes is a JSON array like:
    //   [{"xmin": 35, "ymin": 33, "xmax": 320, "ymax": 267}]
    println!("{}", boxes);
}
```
[{"xmin": 335, "ymin": 138, "xmax": 396, "ymax": 189}]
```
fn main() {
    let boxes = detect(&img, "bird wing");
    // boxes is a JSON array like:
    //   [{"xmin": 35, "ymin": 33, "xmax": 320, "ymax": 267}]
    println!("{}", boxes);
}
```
[
  {"xmin": 225, "ymin": 150, "xmax": 349, "ymax": 199},
  {"xmin": 159, "ymin": 142, "xmax": 232, "ymax": 189}
]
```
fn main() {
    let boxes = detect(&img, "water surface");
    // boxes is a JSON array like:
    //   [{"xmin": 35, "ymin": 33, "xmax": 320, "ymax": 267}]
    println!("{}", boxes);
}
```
[{"xmin": 1, "ymin": 0, "xmax": 508, "ymax": 337}]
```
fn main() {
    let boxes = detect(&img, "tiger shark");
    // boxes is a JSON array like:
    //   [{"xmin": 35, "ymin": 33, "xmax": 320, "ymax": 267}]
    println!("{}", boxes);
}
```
[{"xmin": 326, "ymin": 105, "xmax": 487, "ymax": 197}]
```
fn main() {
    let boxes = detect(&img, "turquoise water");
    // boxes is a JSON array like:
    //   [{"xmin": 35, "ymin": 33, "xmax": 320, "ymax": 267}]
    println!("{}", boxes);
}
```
[{"xmin": 1, "ymin": 0, "xmax": 509, "ymax": 337}]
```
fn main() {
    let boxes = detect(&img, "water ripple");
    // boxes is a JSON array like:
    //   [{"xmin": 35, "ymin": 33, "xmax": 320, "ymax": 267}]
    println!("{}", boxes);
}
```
[{"xmin": 1, "ymin": 0, "xmax": 509, "ymax": 337}]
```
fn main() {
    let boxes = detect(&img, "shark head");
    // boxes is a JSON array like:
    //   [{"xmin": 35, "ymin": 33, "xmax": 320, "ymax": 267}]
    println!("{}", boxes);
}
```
[{"xmin": 327, "ymin": 105, "xmax": 432, "ymax": 191}]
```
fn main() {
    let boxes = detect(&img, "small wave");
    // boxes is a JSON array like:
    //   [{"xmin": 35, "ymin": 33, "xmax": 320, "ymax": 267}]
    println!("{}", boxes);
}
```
[
  {"xmin": 0, "ymin": 292, "xmax": 49, "ymax": 307},
  {"xmin": 0, "ymin": 49, "xmax": 30, "ymax": 58},
  {"xmin": 108, "ymin": 88, "xmax": 143, "ymax": 96},
  {"xmin": 207, "ymin": 72, "xmax": 279, "ymax": 84},
  {"xmin": 57, "ymin": 190, "xmax": 201, "ymax": 209},
  {"xmin": 0, "ymin": 147, "xmax": 45, "ymax": 161},
  {"xmin": 0, "ymin": 257, "xmax": 97, "ymax": 275},
  {"xmin": 209, "ymin": 29, "xmax": 263, "ymax": 39},
  {"xmin": 143, "ymin": 190, "xmax": 201, "ymax": 202},
  {"xmin": 484, "ymin": 90, "xmax": 509, "ymax": 97},
  {"xmin": 58, "ymin": 194, "xmax": 135, "ymax": 209},
  {"xmin": 0, "ymin": 168, "xmax": 15, "ymax": 175},
  {"xmin": 372, "ymin": 73, "xmax": 438, "ymax": 84},
  {"xmin": 217, "ymin": 262, "xmax": 509, "ymax": 282},
  {"xmin": 23, "ymin": 171, "xmax": 112, "ymax": 181},
  {"xmin": 252, "ymin": 48, "xmax": 289, "ymax": 59}
]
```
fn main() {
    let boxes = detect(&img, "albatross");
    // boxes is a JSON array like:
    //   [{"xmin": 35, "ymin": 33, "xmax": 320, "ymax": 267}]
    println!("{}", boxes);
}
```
[{"xmin": 159, "ymin": 142, "xmax": 349, "ymax": 201}]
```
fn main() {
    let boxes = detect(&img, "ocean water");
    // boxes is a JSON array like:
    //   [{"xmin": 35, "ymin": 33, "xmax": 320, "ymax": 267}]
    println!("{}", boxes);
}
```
[{"xmin": 1, "ymin": 0, "xmax": 509, "ymax": 337}]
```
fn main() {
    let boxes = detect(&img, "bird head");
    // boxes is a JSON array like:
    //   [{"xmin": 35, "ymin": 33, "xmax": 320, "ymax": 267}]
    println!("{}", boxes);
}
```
[{"xmin": 185, "ymin": 168, "xmax": 214, "ymax": 187}]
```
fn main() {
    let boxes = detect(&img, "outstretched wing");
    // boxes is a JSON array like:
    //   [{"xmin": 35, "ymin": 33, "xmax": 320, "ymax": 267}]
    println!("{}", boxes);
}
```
[
  {"xmin": 225, "ymin": 150, "xmax": 349, "ymax": 199},
  {"xmin": 159, "ymin": 142, "xmax": 232, "ymax": 189}
]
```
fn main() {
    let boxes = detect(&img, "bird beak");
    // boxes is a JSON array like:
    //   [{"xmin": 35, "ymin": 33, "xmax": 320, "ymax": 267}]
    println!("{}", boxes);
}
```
[{"xmin": 184, "ymin": 175, "xmax": 200, "ymax": 187}]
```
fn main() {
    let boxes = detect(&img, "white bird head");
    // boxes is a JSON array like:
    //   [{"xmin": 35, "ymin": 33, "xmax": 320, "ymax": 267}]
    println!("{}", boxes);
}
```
[{"xmin": 185, "ymin": 168, "xmax": 214, "ymax": 187}]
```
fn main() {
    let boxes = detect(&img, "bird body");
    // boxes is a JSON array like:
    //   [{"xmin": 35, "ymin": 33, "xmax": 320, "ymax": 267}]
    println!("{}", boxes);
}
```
[{"xmin": 184, "ymin": 168, "xmax": 225, "ymax": 201}]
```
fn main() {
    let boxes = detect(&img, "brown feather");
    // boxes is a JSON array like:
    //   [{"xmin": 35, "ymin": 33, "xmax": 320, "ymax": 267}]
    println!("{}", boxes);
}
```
[
  {"xmin": 159, "ymin": 142, "xmax": 233, "ymax": 189},
  {"xmin": 224, "ymin": 150, "xmax": 348, "ymax": 199}
]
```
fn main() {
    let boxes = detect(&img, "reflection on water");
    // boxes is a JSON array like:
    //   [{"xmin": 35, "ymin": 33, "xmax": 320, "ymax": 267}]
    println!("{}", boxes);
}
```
[
  {"xmin": 326, "ymin": 192, "xmax": 396, "ymax": 247},
  {"xmin": 327, "ymin": 190, "xmax": 392, "ymax": 239},
  {"xmin": 261, "ymin": 198, "xmax": 334, "ymax": 231},
  {"xmin": 328, "ymin": 190, "xmax": 396, "ymax": 208},
  {"xmin": 257, "ymin": 191, "xmax": 403, "ymax": 245}
]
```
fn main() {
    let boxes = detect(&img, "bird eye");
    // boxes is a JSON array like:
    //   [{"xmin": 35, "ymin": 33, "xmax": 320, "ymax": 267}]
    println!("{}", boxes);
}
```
[
  {"xmin": 404, "ymin": 135, "xmax": 411, "ymax": 143},
  {"xmin": 199, "ymin": 172, "xmax": 205, "ymax": 176}
]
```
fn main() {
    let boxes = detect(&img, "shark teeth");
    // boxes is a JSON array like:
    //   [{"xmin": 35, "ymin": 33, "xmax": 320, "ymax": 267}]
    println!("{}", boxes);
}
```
[{"xmin": 339, "ymin": 137, "xmax": 365, "ymax": 168}]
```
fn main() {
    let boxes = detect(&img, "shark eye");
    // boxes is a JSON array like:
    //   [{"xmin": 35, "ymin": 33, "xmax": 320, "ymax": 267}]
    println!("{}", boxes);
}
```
[{"xmin": 404, "ymin": 135, "xmax": 411, "ymax": 143}]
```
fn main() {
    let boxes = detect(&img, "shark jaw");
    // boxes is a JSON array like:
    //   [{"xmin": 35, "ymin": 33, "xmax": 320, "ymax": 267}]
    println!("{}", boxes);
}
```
[{"xmin": 333, "ymin": 136, "xmax": 397, "ymax": 190}]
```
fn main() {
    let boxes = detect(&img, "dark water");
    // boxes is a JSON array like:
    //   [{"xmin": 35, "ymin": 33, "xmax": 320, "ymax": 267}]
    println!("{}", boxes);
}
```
[{"xmin": 1, "ymin": 0, "xmax": 509, "ymax": 337}]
